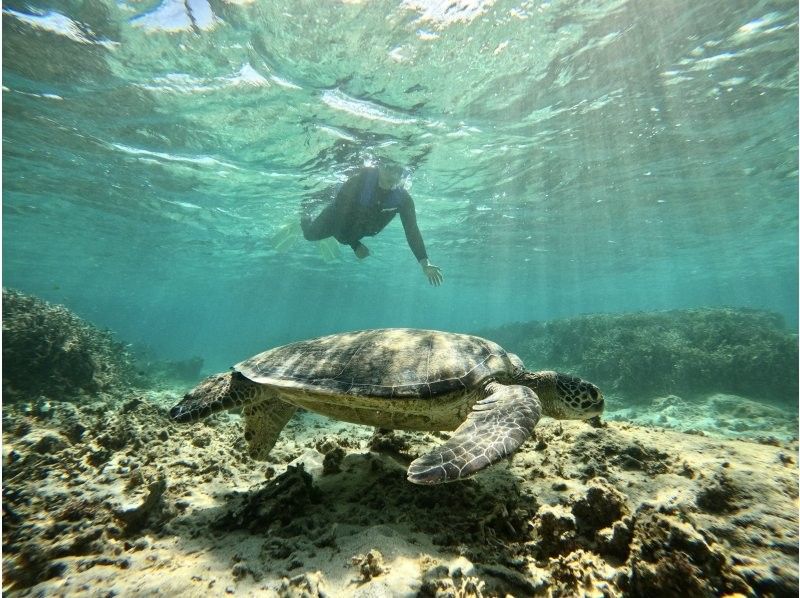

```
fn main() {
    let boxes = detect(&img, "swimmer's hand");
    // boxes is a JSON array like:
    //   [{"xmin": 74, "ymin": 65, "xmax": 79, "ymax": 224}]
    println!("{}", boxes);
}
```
[
  {"xmin": 419, "ymin": 259, "xmax": 443, "ymax": 286},
  {"xmin": 353, "ymin": 242, "xmax": 370, "ymax": 259}
]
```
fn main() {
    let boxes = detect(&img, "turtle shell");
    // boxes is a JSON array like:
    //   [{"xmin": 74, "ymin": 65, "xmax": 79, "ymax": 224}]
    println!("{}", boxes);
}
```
[{"xmin": 235, "ymin": 328, "xmax": 516, "ymax": 399}]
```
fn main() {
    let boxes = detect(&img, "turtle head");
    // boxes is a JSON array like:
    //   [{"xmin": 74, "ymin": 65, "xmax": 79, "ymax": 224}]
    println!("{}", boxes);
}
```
[
  {"xmin": 169, "ymin": 371, "xmax": 261, "ymax": 423},
  {"xmin": 520, "ymin": 370, "xmax": 604, "ymax": 420}
]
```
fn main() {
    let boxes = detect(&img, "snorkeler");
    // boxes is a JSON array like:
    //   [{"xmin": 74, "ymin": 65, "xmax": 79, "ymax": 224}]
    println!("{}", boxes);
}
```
[{"xmin": 300, "ymin": 162, "xmax": 444, "ymax": 286}]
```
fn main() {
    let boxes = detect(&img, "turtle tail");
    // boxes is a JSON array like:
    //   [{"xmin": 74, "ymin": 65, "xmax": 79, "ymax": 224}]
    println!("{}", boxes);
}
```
[{"xmin": 169, "ymin": 371, "xmax": 263, "ymax": 423}]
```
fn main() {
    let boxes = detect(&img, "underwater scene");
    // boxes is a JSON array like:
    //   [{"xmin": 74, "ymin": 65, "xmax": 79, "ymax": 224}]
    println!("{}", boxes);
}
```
[{"xmin": 2, "ymin": 0, "xmax": 798, "ymax": 596}]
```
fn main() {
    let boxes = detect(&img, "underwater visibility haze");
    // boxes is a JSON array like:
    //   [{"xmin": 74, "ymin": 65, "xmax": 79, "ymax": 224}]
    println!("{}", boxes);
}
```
[{"xmin": 2, "ymin": 1, "xmax": 800, "ymax": 596}]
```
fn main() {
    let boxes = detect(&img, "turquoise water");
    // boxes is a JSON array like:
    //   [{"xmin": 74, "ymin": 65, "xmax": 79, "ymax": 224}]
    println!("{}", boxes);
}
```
[{"xmin": 3, "ymin": 0, "xmax": 798, "ymax": 372}]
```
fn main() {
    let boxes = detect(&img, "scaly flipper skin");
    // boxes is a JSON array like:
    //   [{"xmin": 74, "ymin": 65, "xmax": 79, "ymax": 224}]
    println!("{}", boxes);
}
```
[
  {"xmin": 406, "ymin": 382, "xmax": 542, "ymax": 484},
  {"xmin": 243, "ymin": 397, "xmax": 297, "ymax": 460},
  {"xmin": 169, "ymin": 372, "xmax": 264, "ymax": 422}
]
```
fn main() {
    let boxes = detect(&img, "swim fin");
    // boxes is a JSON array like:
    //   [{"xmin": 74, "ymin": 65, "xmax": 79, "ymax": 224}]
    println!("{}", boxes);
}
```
[
  {"xmin": 272, "ymin": 220, "xmax": 302, "ymax": 252},
  {"xmin": 317, "ymin": 237, "xmax": 341, "ymax": 262}
]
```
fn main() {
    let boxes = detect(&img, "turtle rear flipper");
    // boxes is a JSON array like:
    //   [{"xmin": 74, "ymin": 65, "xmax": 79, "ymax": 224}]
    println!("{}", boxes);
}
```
[
  {"xmin": 406, "ymin": 383, "xmax": 542, "ymax": 484},
  {"xmin": 242, "ymin": 396, "xmax": 297, "ymax": 460}
]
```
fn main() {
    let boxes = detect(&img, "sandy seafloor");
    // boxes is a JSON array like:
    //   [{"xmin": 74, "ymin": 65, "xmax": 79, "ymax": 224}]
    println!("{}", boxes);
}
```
[{"xmin": 2, "ymin": 388, "xmax": 798, "ymax": 597}]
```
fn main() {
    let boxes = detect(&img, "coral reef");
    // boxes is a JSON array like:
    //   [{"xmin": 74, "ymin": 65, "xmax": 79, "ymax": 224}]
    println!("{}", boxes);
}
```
[
  {"xmin": 2, "ymin": 398, "xmax": 797, "ymax": 596},
  {"xmin": 480, "ymin": 307, "xmax": 798, "ymax": 404},
  {"xmin": 2, "ymin": 288, "xmax": 143, "ymax": 401}
]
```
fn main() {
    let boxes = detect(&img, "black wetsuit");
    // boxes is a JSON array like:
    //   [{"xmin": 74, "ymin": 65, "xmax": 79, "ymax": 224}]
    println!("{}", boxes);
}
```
[{"xmin": 300, "ymin": 167, "xmax": 428, "ymax": 261}]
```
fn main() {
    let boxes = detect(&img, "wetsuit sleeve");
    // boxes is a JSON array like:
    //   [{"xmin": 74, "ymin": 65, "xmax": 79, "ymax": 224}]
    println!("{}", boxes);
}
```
[{"xmin": 398, "ymin": 195, "xmax": 428, "ymax": 262}]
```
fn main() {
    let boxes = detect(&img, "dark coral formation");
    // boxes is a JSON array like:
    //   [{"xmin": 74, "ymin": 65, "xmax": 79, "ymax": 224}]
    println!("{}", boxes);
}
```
[
  {"xmin": 627, "ymin": 505, "xmax": 751, "ymax": 597},
  {"xmin": 215, "ymin": 465, "xmax": 321, "ymax": 533},
  {"xmin": 351, "ymin": 549, "xmax": 386, "ymax": 582},
  {"xmin": 2, "ymin": 288, "xmax": 143, "ymax": 401},
  {"xmin": 480, "ymin": 308, "xmax": 798, "ymax": 404}
]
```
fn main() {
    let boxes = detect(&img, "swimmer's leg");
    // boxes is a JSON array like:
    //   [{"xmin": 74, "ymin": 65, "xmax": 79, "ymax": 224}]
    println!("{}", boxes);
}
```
[{"xmin": 300, "ymin": 198, "xmax": 339, "ymax": 241}]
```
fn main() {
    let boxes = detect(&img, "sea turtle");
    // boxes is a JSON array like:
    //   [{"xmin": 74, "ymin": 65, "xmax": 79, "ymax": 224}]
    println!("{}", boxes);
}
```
[{"xmin": 169, "ymin": 328, "xmax": 604, "ymax": 484}]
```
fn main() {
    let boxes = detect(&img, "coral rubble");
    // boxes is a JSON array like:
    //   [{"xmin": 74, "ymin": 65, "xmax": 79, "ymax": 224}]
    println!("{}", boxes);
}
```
[{"xmin": 2, "ymin": 398, "xmax": 797, "ymax": 596}]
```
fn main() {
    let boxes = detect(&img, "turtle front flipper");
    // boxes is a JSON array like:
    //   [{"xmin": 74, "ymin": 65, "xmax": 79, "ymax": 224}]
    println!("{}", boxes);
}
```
[
  {"xmin": 170, "ymin": 371, "xmax": 267, "ymax": 423},
  {"xmin": 407, "ymin": 383, "xmax": 542, "ymax": 484},
  {"xmin": 243, "ymin": 396, "xmax": 297, "ymax": 460}
]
